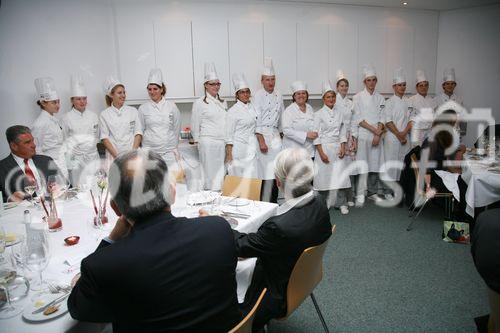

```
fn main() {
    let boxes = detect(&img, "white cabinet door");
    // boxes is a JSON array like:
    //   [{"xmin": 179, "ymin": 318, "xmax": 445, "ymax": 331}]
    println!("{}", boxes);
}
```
[
  {"xmin": 228, "ymin": 21, "xmax": 263, "ymax": 95},
  {"xmin": 329, "ymin": 23, "xmax": 359, "ymax": 92},
  {"xmin": 358, "ymin": 25, "xmax": 386, "ymax": 93},
  {"xmin": 116, "ymin": 19, "xmax": 156, "ymax": 101},
  {"xmin": 385, "ymin": 26, "xmax": 414, "ymax": 93},
  {"xmin": 154, "ymin": 21, "xmax": 194, "ymax": 99},
  {"xmin": 297, "ymin": 23, "xmax": 329, "ymax": 95},
  {"xmin": 192, "ymin": 20, "xmax": 230, "ymax": 97},
  {"xmin": 263, "ymin": 21, "xmax": 297, "ymax": 96}
]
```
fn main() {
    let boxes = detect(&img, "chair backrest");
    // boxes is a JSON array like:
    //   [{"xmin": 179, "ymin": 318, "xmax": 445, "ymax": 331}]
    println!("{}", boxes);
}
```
[
  {"xmin": 222, "ymin": 175, "xmax": 262, "ymax": 201},
  {"xmin": 282, "ymin": 225, "xmax": 336, "ymax": 318},
  {"xmin": 228, "ymin": 288, "xmax": 267, "ymax": 333}
]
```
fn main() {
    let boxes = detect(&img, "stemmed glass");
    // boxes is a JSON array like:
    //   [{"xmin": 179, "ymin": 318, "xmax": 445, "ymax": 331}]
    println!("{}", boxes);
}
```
[
  {"xmin": 24, "ymin": 185, "xmax": 37, "ymax": 207},
  {"xmin": 22, "ymin": 223, "xmax": 50, "ymax": 292}
]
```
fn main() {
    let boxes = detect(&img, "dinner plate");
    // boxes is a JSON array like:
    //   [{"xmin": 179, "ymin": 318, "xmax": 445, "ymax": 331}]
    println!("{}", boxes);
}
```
[
  {"xmin": 23, "ymin": 293, "xmax": 69, "ymax": 322},
  {"xmin": 3, "ymin": 202, "xmax": 19, "ymax": 210},
  {"xmin": 5, "ymin": 233, "xmax": 24, "ymax": 247}
]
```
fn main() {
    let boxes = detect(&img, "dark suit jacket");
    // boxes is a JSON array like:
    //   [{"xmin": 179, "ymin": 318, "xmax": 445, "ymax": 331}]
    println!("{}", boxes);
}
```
[
  {"xmin": 233, "ymin": 194, "xmax": 332, "ymax": 314},
  {"xmin": 0, "ymin": 154, "xmax": 60, "ymax": 202},
  {"xmin": 68, "ymin": 211, "xmax": 241, "ymax": 333}
]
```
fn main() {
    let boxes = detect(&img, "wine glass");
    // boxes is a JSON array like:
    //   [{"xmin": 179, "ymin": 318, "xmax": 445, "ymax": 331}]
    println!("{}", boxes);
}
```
[
  {"xmin": 0, "ymin": 227, "xmax": 5, "ymax": 263},
  {"xmin": 22, "ymin": 223, "xmax": 50, "ymax": 292},
  {"xmin": 24, "ymin": 185, "xmax": 37, "ymax": 206},
  {"xmin": 0, "ymin": 259, "xmax": 27, "ymax": 319}
]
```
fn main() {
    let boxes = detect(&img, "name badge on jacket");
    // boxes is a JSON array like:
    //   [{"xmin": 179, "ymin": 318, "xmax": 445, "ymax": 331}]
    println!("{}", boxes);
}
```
[{"xmin": 129, "ymin": 121, "xmax": 135, "ymax": 133}]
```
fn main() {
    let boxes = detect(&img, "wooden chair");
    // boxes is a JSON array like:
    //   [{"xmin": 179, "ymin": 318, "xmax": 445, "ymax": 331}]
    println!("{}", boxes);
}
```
[
  {"xmin": 277, "ymin": 225, "xmax": 336, "ymax": 333},
  {"xmin": 222, "ymin": 175, "xmax": 262, "ymax": 201},
  {"xmin": 407, "ymin": 153, "xmax": 454, "ymax": 231},
  {"xmin": 228, "ymin": 288, "xmax": 267, "ymax": 333}
]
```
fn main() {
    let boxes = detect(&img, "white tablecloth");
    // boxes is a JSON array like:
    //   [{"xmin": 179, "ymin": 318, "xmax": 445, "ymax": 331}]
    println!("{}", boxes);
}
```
[
  {"xmin": 0, "ymin": 184, "xmax": 277, "ymax": 333},
  {"xmin": 461, "ymin": 155, "xmax": 500, "ymax": 217}
]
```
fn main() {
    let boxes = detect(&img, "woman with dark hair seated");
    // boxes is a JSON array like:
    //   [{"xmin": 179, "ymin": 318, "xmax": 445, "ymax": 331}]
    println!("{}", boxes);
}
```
[{"xmin": 421, "ymin": 109, "xmax": 471, "ymax": 222}]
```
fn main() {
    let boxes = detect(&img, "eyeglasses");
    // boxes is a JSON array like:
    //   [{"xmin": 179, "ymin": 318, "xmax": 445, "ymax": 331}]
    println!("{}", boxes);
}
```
[{"xmin": 206, "ymin": 82, "xmax": 221, "ymax": 87}]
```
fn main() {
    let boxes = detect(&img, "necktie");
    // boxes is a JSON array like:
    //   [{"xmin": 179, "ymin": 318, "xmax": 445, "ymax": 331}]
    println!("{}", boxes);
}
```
[{"xmin": 24, "ymin": 159, "xmax": 36, "ymax": 186}]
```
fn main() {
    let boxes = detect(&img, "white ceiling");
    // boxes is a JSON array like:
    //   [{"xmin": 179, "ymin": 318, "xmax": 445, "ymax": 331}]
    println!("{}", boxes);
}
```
[{"xmin": 261, "ymin": 0, "xmax": 500, "ymax": 11}]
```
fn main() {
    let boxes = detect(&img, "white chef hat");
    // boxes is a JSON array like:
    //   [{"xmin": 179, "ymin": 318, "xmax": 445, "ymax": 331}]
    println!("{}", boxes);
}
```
[
  {"xmin": 443, "ymin": 67, "xmax": 456, "ymax": 83},
  {"xmin": 70, "ymin": 74, "xmax": 86, "ymax": 97},
  {"xmin": 262, "ymin": 57, "xmax": 275, "ymax": 76},
  {"xmin": 415, "ymin": 69, "xmax": 428, "ymax": 85},
  {"xmin": 336, "ymin": 69, "xmax": 347, "ymax": 84},
  {"xmin": 34, "ymin": 77, "xmax": 59, "ymax": 101},
  {"xmin": 362, "ymin": 64, "xmax": 377, "ymax": 80},
  {"xmin": 321, "ymin": 80, "xmax": 335, "ymax": 97},
  {"xmin": 392, "ymin": 67, "xmax": 406, "ymax": 85},
  {"xmin": 147, "ymin": 68, "xmax": 164, "ymax": 86},
  {"xmin": 103, "ymin": 76, "xmax": 123, "ymax": 96},
  {"xmin": 291, "ymin": 80, "xmax": 307, "ymax": 94},
  {"xmin": 232, "ymin": 73, "xmax": 249, "ymax": 93},
  {"xmin": 204, "ymin": 62, "xmax": 219, "ymax": 83}
]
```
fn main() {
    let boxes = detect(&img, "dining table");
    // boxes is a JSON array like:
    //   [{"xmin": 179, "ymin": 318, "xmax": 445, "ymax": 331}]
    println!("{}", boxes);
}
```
[{"xmin": 0, "ymin": 183, "xmax": 278, "ymax": 333}]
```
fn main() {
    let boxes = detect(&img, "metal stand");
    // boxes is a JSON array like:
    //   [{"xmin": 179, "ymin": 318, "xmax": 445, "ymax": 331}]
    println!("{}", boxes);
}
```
[{"xmin": 310, "ymin": 292, "xmax": 330, "ymax": 333}]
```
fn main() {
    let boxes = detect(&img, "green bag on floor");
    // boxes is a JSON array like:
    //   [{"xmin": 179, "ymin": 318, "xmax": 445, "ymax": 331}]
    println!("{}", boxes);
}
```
[{"xmin": 443, "ymin": 221, "xmax": 470, "ymax": 244}]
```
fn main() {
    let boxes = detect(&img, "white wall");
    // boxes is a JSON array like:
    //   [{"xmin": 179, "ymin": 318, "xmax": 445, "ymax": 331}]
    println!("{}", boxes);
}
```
[
  {"xmin": 435, "ymin": 4, "xmax": 500, "ymax": 145},
  {"xmin": 0, "ymin": 0, "xmax": 440, "ymax": 157},
  {"xmin": 0, "ymin": 0, "xmax": 117, "ymax": 157}
]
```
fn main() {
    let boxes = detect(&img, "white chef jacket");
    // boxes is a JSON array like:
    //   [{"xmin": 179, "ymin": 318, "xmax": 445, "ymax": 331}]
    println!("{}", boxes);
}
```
[
  {"xmin": 225, "ymin": 100, "xmax": 259, "ymax": 178},
  {"xmin": 336, "ymin": 94, "xmax": 357, "ymax": 138},
  {"xmin": 139, "ymin": 98, "xmax": 181, "ymax": 155},
  {"xmin": 190, "ymin": 94, "xmax": 227, "ymax": 142},
  {"xmin": 313, "ymin": 105, "xmax": 350, "ymax": 190},
  {"xmin": 408, "ymin": 93, "xmax": 436, "ymax": 130},
  {"xmin": 282, "ymin": 102, "xmax": 315, "ymax": 157},
  {"xmin": 99, "ymin": 104, "xmax": 142, "ymax": 156},
  {"xmin": 352, "ymin": 88, "xmax": 385, "ymax": 174},
  {"xmin": 383, "ymin": 94, "xmax": 413, "ymax": 181},
  {"xmin": 353, "ymin": 88, "xmax": 385, "ymax": 139},
  {"xmin": 434, "ymin": 92, "xmax": 463, "ymax": 107},
  {"xmin": 434, "ymin": 92, "xmax": 466, "ymax": 141},
  {"xmin": 32, "ymin": 110, "xmax": 67, "ymax": 176},
  {"xmin": 253, "ymin": 88, "xmax": 284, "ymax": 135},
  {"xmin": 313, "ymin": 105, "xmax": 347, "ymax": 145},
  {"xmin": 61, "ymin": 108, "xmax": 99, "ymax": 166}
]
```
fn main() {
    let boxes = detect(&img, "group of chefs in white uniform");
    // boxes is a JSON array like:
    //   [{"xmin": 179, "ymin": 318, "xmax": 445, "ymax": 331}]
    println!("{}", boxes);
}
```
[{"xmin": 30, "ymin": 61, "xmax": 463, "ymax": 212}]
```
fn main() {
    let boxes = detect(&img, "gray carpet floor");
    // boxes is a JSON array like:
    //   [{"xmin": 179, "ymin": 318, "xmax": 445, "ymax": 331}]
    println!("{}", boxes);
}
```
[{"xmin": 269, "ymin": 200, "xmax": 489, "ymax": 332}]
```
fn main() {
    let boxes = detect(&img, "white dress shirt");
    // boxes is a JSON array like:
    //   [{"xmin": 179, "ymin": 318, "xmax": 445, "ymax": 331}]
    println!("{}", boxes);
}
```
[
  {"xmin": 253, "ymin": 88, "xmax": 285, "ymax": 135},
  {"xmin": 190, "ymin": 94, "xmax": 227, "ymax": 142},
  {"xmin": 139, "ymin": 98, "xmax": 181, "ymax": 154},
  {"xmin": 99, "ymin": 104, "xmax": 142, "ymax": 155},
  {"xmin": 408, "ymin": 93, "xmax": 436, "ymax": 130},
  {"xmin": 282, "ymin": 102, "xmax": 315, "ymax": 157},
  {"xmin": 12, "ymin": 153, "xmax": 42, "ymax": 188},
  {"xmin": 62, "ymin": 108, "xmax": 99, "ymax": 163}
]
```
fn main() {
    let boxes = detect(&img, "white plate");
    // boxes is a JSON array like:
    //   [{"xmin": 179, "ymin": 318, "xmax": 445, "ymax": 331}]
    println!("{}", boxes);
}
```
[
  {"xmin": 3, "ymin": 202, "xmax": 19, "ymax": 210},
  {"xmin": 22, "ymin": 293, "xmax": 69, "ymax": 322},
  {"xmin": 5, "ymin": 233, "xmax": 24, "ymax": 247}
]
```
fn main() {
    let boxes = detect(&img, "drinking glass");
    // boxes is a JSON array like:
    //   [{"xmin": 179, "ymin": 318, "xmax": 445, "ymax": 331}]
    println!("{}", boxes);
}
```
[{"xmin": 22, "ymin": 224, "xmax": 50, "ymax": 292}]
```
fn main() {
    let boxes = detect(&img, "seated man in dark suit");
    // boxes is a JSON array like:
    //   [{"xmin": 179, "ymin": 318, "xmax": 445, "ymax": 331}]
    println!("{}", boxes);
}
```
[
  {"xmin": 233, "ymin": 148, "xmax": 332, "ymax": 331},
  {"xmin": 471, "ymin": 209, "xmax": 500, "ymax": 332},
  {"xmin": 68, "ymin": 149, "xmax": 241, "ymax": 333},
  {"xmin": 0, "ymin": 125, "xmax": 61, "ymax": 202}
]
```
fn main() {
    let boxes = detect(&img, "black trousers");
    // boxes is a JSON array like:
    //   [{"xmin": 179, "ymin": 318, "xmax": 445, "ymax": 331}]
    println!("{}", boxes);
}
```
[
  {"xmin": 430, "ymin": 171, "xmax": 472, "ymax": 224},
  {"xmin": 240, "ymin": 263, "xmax": 285, "ymax": 332}
]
